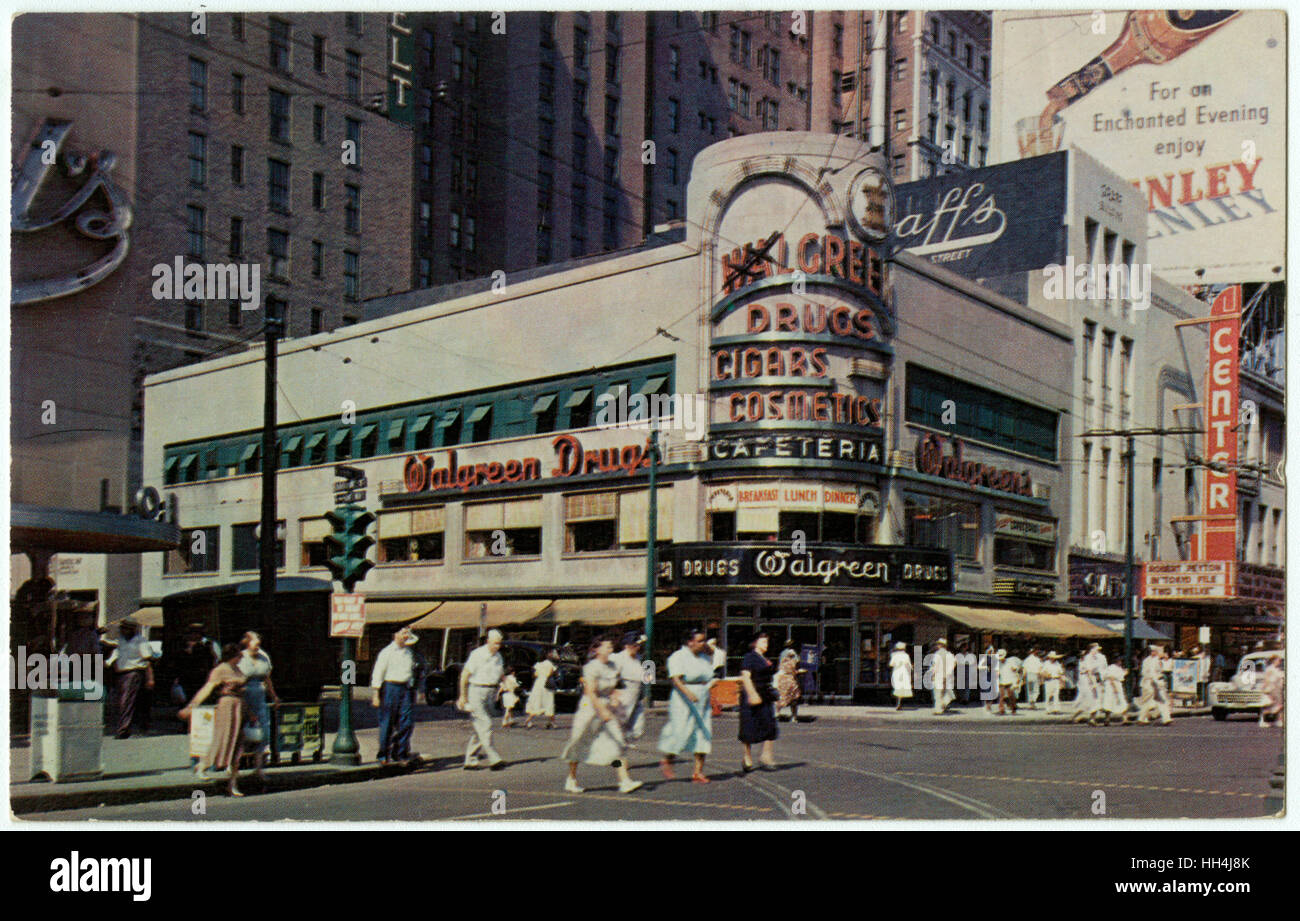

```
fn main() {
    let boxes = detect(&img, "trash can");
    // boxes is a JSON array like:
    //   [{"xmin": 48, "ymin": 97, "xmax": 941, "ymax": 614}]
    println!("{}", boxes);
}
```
[
  {"xmin": 29, "ymin": 690, "xmax": 105, "ymax": 782},
  {"xmin": 271, "ymin": 702, "xmax": 325, "ymax": 765}
]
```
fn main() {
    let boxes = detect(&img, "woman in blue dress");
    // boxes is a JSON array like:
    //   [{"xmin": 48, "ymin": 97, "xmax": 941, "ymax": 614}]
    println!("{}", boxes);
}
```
[
  {"xmin": 658, "ymin": 628, "xmax": 715, "ymax": 783},
  {"xmin": 238, "ymin": 632, "xmax": 280, "ymax": 779},
  {"xmin": 738, "ymin": 632, "xmax": 778, "ymax": 772}
]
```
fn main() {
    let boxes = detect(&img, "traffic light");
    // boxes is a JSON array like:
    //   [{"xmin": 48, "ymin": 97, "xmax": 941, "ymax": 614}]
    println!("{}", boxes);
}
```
[{"xmin": 323, "ymin": 504, "xmax": 376, "ymax": 590}]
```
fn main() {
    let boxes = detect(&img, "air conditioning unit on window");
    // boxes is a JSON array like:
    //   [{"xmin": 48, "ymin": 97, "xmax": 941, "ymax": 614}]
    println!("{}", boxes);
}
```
[
  {"xmin": 849, "ymin": 357, "xmax": 889, "ymax": 380},
  {"xmin": 888, "ymin": 449, "xmax": 913, "ymax": 468},
  {"xmin": 1032, "ymin": 482, "xmax": 1052, "ymax": 500},
  {"xmin": 665, "ymin": 443, "xmax": 703, "ymax": 464}
]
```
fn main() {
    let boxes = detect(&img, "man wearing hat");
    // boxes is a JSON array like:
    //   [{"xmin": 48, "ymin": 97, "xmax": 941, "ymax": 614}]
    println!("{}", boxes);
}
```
[
  {"xmin": 107, "ymin": 619, "xmax": 156, "ymax": 739},
  {"xmin": 1136, "ymin": 645, "xmax": 1173, "ymax": 725},
  {"xmin": 930, "ymin": 638, "xmax": 957, "ymax": 715},
  {"xmin": 996, "ymin": 649, "xmax": 1019, "ymax": 715},
  {"xmin": 1072, "ymin": 642, "xmax": 1107, "ymax": 724},
  {"xmin": 889, "ymin": 641, "xmax": 913, "ymax": 710},
  {"xmin": 370, "ymin": 626, "xmax": 418, "ymax": 765},
  {"xmin": 1041, "ymin": 652, "xmax": 1065, "ymax": 713},
  {"xmin": 611, "ymin": 631, "xmax": 648, "ymax": 744},
  {"xmin": 1022, "ymin": 648, "xmax": 1043, "ymax": 709}
]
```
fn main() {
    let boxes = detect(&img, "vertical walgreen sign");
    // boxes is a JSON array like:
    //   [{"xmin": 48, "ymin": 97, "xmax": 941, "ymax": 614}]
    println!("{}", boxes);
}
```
[{"xmin": 388, "ymin": 13, "xmax": 414, "ymax": 125}]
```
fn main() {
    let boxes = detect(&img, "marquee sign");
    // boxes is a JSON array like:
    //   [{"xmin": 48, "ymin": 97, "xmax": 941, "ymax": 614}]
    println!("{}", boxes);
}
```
[
  {"xmin": 915, "ymin": 433, "xmax": 1034, "ymax": 497},
  {"xmin": 1141, "ymin": 560, "xmax": 1232, "ymax": 600},
  {"xmin": 1069, "ymin": 553, "xmax": 1128, "ymax": 610},
  {"xmin": 1200, "ymin": 285, "xmax": 1240, "ymax": 561},
  {"xmin": 706, "ymin": 431, "xmax": 884, "ymax": 466},
  {"xmin": 659, "ymin": 542, "xmax": 954, "ymax": 593}
]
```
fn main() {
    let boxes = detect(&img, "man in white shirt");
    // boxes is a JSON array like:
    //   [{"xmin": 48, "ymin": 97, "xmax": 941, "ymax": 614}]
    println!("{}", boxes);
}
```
[
  {"xmin": 996, "ymin": 649, "xmax": 1019, "ymax": 715},
  {"xmin": 1022, "ymin": 649, "xmax": 1043, "ymax": 709},
  {"xmin": 610, "ymin": 632, "xmax": 647, "ymax": 744},
  {"xmin": 1072, "ymin": 643, "xmax": 1108, "ymax": 724},
  {"xmin": 108, "ymin": 620, "xmax": 155, "ymax": 739},
  {"xmin": 706, "ymin": 637, "xmax": 727, "ymax": 715},
  {"xmin": 370, "ymin": 626, "xmax": 418, "ymax": 765},
  {"xmin": 1041, "ymin": 652, "xmax": 1065, "ymax": 713},
  {"xmin": 458, "ymin": 629, "xmax": 506, "ymax": 769},
  {"xmin": 1136, "ymin": 645, "xmax": 1173, "ymax": 725},
  {"xmin": 930, "ymin": 639, "xmax": 957, "ymax": 715},
  {"xmin": 1194, "ymin": 646, "xmax": 1212, "ymax": 705}
]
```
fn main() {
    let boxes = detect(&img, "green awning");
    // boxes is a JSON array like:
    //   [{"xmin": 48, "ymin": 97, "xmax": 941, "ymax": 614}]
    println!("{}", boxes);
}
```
[
  {"xmin": 531, "ymin": 394, "xmax": 556, "ymax": 414},
  {"xmin": 387, "ymin": 419, "xmax": 405, "ymax": 440},
  {"xmin": 639, "ymin": 376, "xmax": 667, "ymax": 395},
  {"xmin": 305, "ymin": 432, "xmax": 326, "ymax": 450},
  {"xmin": 282, "ymin": 434, "xmax": 302, "ymax": 453},
  {"xmin": 356, "ymin": 423, "xmax": 376, "ymax": 440},
  {"xmin": 180, "ymin": 453, "xmax": 198, "ymax": 468},
  {"xmin": 163, "ymin": 456, "xmax": 178, "ymax": 472},
  {"xmin": 411, "ymin": 414, "xmax": 432, "ymax": 434},
  {"xmin": 238, "ymin": 443, "xmax": 258, "ymax": 462},
  {"xmin": 465, "ymin": 404, "xmax": 491, "ymax": 424},
  {"xmin": 565, "ymin": 388, "xmax": 591, "ymax": 408},
  {"xmin": 437, "ymin": 410, "xmax": 460, "ymax": 428},
  {"xmin": 329, "ymin": 429, "xmax": 350, "ymax": 446}
]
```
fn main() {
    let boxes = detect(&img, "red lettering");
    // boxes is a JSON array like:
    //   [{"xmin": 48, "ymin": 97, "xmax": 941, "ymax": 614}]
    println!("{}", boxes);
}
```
[
  {"xmin": 797, "ymin": 233, "xmax": 821, "ymax": 273},
  {"xmin": 746, "ymin": 303, "xmax": 770, "ymax": 334},
  {"xmin": 775, "ymin": 302, "xmax": 798, "ymax": 332},
  {"xmin": 1205, "ymin": 162, "xmax": 1231, "ymax": 199},
  {"xmin": 823, "ymin": 233, "xmax": 846, "ymax": 278}
]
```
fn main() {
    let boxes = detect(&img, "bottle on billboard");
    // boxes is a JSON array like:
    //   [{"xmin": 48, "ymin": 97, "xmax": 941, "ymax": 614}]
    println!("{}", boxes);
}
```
[{"xmin": 1017, "ymin": 10, "xmax": 1241, "ymax": 158}]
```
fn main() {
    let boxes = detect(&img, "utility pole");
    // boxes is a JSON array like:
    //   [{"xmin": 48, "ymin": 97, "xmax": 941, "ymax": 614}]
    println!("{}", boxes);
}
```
[
  {"xmin": 259, "ymin": 314, "xmax": 281, "ymax": 622},
  {"xmin": 643, "ymin": 421, "xmax": 659, "ymax": 712}
]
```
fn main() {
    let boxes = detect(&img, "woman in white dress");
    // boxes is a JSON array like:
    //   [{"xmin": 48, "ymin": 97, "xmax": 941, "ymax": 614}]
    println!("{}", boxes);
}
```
[
  {"xmin": 497, "ymin": 669, "xmax": 520, "ymax": 728},
  {"xmin": 889, "ymin": 642, "xmax": 913, "ymax": 710},
  {"xmin": 523, "ymin": 651, "xmax": 558, "ymax": 729},
  {"xmin": 561, "ymin": 637, "xmax": 641, "ymax": 794},
  {"xmin": 658, "ymin": 629, "xmax": 715, "ymax": 783},
  {"xmin": 1098, "ymin": 662, "xmax": 1130, "ymax": 725}
]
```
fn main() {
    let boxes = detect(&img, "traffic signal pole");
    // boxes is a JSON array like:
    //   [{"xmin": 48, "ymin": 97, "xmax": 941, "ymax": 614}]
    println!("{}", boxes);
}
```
[
  {"xmin": 643, "ymin": 424, "xmax": 659, "ymax": 712},
  {"xmin": 326, "ymin": 502, "xmax": 375, "ymax": 765}
]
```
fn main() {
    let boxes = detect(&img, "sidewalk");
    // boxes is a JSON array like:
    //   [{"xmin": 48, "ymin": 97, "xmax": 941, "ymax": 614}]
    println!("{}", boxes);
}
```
[{"xmin": 11, "ymin": 700, "xmax": 1210, "ymax": 816}]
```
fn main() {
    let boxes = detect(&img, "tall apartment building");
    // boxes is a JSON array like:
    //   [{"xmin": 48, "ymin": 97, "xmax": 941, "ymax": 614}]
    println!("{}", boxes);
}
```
[
  {"xmin": 810, "ymin": 10, "xmax": 990, "ymax": 180},
  {"xmin": 404, "ymin": 10, "xmax": 814, "ymax": 284}
]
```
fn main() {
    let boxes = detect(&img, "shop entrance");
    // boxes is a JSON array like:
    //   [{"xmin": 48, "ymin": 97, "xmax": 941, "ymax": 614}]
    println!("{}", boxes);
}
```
[{"xmin": 723, "ymin": 603, "xmax": 856, "ymax": 700}]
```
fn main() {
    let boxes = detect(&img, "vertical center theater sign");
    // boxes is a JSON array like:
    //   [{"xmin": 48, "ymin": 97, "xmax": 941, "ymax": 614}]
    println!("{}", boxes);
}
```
[{"xmin": 700, "ymin": 143, "xmax": 897, "ymax": 471}]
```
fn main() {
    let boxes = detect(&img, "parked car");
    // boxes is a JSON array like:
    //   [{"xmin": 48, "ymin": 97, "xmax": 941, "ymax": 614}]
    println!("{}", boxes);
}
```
[
  {"xmin": 1208, "ymin": 651, "xmax": 1284, "ymax": 721},
  {"xmin": 423, "ymin": 641, "xmax": 584, "ymax": 711}
]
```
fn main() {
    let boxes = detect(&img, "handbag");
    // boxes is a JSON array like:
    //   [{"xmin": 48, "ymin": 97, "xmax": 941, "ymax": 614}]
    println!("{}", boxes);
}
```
[{"xmin": 243, "ymin": 724, "xmax": 265, "ymax": 744}]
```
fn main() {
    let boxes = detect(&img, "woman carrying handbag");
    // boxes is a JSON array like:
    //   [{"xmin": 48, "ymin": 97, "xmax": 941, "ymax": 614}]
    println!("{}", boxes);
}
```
[{"xmin": 179, "ymin": 642, "xmax": 254, "ymax": 797}]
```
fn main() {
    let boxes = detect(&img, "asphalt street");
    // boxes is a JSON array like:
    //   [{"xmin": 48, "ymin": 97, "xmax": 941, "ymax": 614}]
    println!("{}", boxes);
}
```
[{"xmin": 30, "ymin": 708, "xmax": 1283, "ymax": 822}]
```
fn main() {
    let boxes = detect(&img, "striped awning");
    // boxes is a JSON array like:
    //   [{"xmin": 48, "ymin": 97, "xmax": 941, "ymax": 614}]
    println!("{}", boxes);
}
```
[
  {"xmin": 408, "ymin": 599, "xmax": 551, "ymax": 630},
  {"xmin": 534, "ymin": 596, "xmax": 675, "ymax": 626},
  {"xmin": 921, "ymin": 604, "xmax": 1113, "ymax": 639}
]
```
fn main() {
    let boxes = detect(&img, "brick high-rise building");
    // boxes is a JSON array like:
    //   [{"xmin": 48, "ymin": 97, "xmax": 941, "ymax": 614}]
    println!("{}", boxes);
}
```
[{"xmin": 809, "ymin": 10, "xmax": 990, "ymax": 181}]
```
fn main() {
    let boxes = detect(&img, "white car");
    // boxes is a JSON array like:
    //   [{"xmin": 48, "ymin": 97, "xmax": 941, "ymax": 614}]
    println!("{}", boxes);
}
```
[{"xmin": 1208, "ymin": 651, "xmax": 1284, "ymax": 721}]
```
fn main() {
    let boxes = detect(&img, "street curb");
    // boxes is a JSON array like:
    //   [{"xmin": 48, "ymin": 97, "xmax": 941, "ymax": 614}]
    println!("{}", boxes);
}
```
[
  {"xmin": 11, "ymin": 758, "xmax": 433, "ymax": 817},
  {"xmin": 790, "ymin": 707, "xmax": 1211, "ymax": 723}
]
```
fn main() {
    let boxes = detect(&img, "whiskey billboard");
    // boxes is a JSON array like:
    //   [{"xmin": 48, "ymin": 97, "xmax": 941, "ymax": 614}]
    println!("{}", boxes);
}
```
[{"xmin": 991, "ymin": 10, "xmax": 1284, "ymax": 285}]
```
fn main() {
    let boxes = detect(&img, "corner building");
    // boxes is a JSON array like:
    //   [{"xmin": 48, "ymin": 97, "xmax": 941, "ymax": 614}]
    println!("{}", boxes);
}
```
[{"xmin": 142, "ymin": 133, "xmax": 1110, "ymax": 700}]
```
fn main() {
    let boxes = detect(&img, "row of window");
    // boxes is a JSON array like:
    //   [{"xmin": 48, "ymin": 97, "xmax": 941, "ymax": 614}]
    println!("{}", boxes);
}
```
[
  {"xmin": 927, "ymin": 17, "xmax": 990, "ymax": 81},
  {"xmin": 164, "ymin": 487, "xmax": 673, "ymax": 575},
  {"xmin": 164, "ymin": 360, "xmax": 673, "ymax": 484},
  {"xmin": 905, "ymin": 363, "xmax": 1060, "ymax": 462}
]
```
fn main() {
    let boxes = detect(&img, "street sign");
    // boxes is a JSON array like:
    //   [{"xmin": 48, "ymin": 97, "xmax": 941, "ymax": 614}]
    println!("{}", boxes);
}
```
[
  {"xmin": 334, "ymin": 465, "xmax": 367, "ymax": 504},
  {"xmin": 330, "ymin": 592, "xmax": 365, "ymax": 638}
]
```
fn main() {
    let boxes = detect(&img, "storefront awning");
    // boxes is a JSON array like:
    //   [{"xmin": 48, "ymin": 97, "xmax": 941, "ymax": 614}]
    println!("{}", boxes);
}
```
[
  {"xmin": 533, "ymin": 596, "xmax": 676, "ymax": 626},
  {"xmin": 364, "ymin": 601, "xmax": 442, "ymax": 625},
  {"xmin": 282, "ymin": 434, "xmax": 302, "ymax": 453},
  {"xmin": 1080, "ymin": 616, "xmax": 1171, "ymax": 642},
  {"xmin": 329, "ymin": 428, "xmax": 350, "ymax": 446},
  {"xmin": 386, "ymin": 419, "xmax": 405, "ymax": 441},
  {"xmin": 408, "ymin": 599, "xmax": 552, "ymax": 631},
  {"xmin": 130, "ymin": 606, "xmax": 164, "ymax": 628},
  {"xmin": 921, "ymin": 604, "xmax": 1113, "ymax": 639},
  {"xmin": 356, "ymin": 423, "xmax": 376, "ymax": 441},
  {"xmin": 565, "ymin": 388, "xmax": 591, "ymax": 408},
  {"xmin": 638, "ymin": 376, "xmax": 668, "ymax": 396},
  {"xmin": 305, "ymin": 432, "xmax": 326, "ymax": 450},
  {"xmin": 531, "ymin": 394, "xmax": 556, "ymax": 414},
  {"xmin": 410, "ymin": 414, "xmax": 432, "ymax": 434},
  {"xmin": 465, "ymin": 404, "xmax": 491, "ymax": 424},
  {"xmin": 238, "ymin": 443, "xmax": 258, "ymax": 462}
]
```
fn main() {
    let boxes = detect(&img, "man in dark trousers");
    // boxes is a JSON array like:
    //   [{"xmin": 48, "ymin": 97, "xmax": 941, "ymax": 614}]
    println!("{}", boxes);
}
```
[{"xmin": 108, "ymin": 620, "xmax": 155, "ymax": 738}]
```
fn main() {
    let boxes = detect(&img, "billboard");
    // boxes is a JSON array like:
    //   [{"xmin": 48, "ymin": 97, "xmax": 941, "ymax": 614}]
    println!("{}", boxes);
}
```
[
  {"xmin": 992, "ymin": 10, "xmax": 1285, "ymax": 284},
  {"xmin": 894, "ymin": 153, "xmax": 1068, "ymax": 279}
]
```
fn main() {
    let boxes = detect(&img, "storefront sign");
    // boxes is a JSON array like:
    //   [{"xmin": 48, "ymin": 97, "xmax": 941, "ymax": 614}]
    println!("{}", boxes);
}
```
[
  {"xmin": 993, "ymin": 578, "xmax": 1057, "ymax": 601},
  {"xmin": 1235, "ymin": 563, "xmax": 1285, "ymax": 604},
  {"xmin": 386, "ymin": 13, "xmax": 414, "ymax": 124},
  {"xmin": 915, "ymin": 433, "xmax": 1034, "ymax": 496},
  {"xmin": 1068, "ymin": 554, "xmax": 1128, "ymax": 610},
  {"xmin": 1201, "ymin": 285, "xmax": 1240, "ymax": 561},
  {"xmin": 707, "ymin": 431, "xmax": 884, "ymax": 466},
  {"xmin": 847, "ymin": 165, "xmax": 895, "ymax": 242},
  {"xmin": 659, "ymin": 542, "xmax": 954, "ymax": 593},
  {"xmin": 401, "ymin": 434, "xmax": 652, "ymax": 497},
  {"xmin": 893, "ymin": 153, "xmax": 1067, "ymax": 277},
  {"xmin": 994, "ymin": 513, "xmax": 1056, "ymax": 542},
  {"xmin": 720, "ymin": 231, "xmax": 886, "ymax": 296},
  {"xmin": 705, "ymin": 481, "xmax": 878, "ymax": 514},
  {"xmin": 1141, "ymin": 560, "xmax": 1232, "ymax": 600},
  {"xmin": 1170, "ymin": 659, "xmax": 1200, "ymax": 696}
]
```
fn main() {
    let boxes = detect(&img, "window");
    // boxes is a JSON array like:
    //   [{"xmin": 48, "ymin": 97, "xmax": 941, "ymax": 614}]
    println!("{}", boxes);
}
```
[
  {"xmin": 463, "ymin": 216, "xmax": 476, "ymax": 253},
  {"xmin": 269, "ymin": 18, "xmax": 291, "ymax": 72},
  {"xmin": 188, "ymin": 132, "xmax": 206, "ymax": 185},
  {"xmin": 763, "ymin": 98, "xmax": 779, "ymax": 130},
  {"xmin": 345, "ymin": 50, "xmax": 361, "ymax": 101},
  {"xmin": 449, "ymin": 211, "xmax": 461, "ymax": 248},
  {"xmin": 466, "ymin": 161, "xmax": 478, "ymax": 196},
  {"xmin": 605, "ymin": 95, "xmax": 620, "ymax": 135},
  {"xmin": 667, "ymin": 97, "xmax": 679, "ymax": 132},
  {"xmin": 728, "ymin": 78, "xmax": 739, "ymax": 112},
  {"xmin": 766, "ymin": 47, "xmax": 781, "ymax": 84},
  {"xmin": 312, "ymin": 172, "xmax": 325, "ymax": 209},
  {"xmin": 946, "ymin": 80, "xmax": 956, "ymax": 113},
  {"xmin": 378, "ymin": 508, "xmax": 446, "ymax": 564},
  {"xmin": 905, "ymin": 493, "xmax": 981, "ymax": 561},
  {"xmin": 164, "ymin": 527, "xmax": 220, "ymax": 574},
  {"xmin": 604, "ymin": 145, "xmax": 619, "ymax": 183},
  {"xmin": 229, "ymin": 216, "xmax": 243, "ymax": 257},
  {"xmin": 189, "ymin": 57, "xmax": 207, "ymax": 111},
  {"xmin": 981, "ymin": 55, "xmax": 990, "ymax": 81},
  {"xmin": 313, "ymin": 104, "xmax": 324, "ymax": 143},
  {"xmin": 344, "ymin": 251, "xmax": 359, "ymax": 300},
  {"xmin": 231, "ymin": 12, "xmax": 244, "ymax": 41},
  {"xmin": 739, "ymin": 83, "xmax": 750, "ymax": 117},
  {"xmin": 345, "ymin": 118, "xmax": 361, "ymax": 167},
  {"xmin": 979, "ymin": 103, "xmax": 988, "ymax": 134},
  {"xmin": 310, "ymin": 309, "xmax": 322, "ymax": 334},
  {"xmin": 465, "ymin": 499, "xmax": 543, "ymax": 558},
  {"xmin": 962, "ymin": 92, "xmax": 972, "ymax": 122},
  {"xmin": 1082, "ymin": 319, "xmax": 1096, "ymax": 386},
  {"xmin": 667, "ymin": 148, "xmax": 679, "ymax": 185},
  {"xmin": 418, "ymin": 258, "xmax": 431, "ymax": 287},
  {"xmin": 267, "ymin": 229, "xmax": 289, "ymax": 279},
  {"xmin": 344, "ymin": 184, "xmax": 360, "ymax": 233},
  {"xmin": 994, "ymin": 532, "xmax": 1055, "ymax": 571},
  {"xmin": 574, "ymin": 27, "xmax": 588, "ymax": 68},
  {"xmin": 345, "ymin": 12, "xmax": 362, "ymax": 33},
  {"xmin": 421, "ymin": 29, "xmax": 434, "ymax": 67},
  {"xmin": 225, "ymin": 142, "xmax": 243, "ymax": 185},
  {"xmin": 311, "ymin": 240, "xmax": 323, "ymax": 277},
  {"xmin": 895, "ymin": 57, "xmax": 906, "ymax": 81},
  {"xmin": 232, "ymin": 521, "xmax": 285, "ymax": 571},
  {"xmin": 606, "ymin": 43, "xmax": 619, "ymax": 82},
  {"xmin": 1101, "ymin": 329, "xmax": 1115, "ymax": 405},
  {"xmin": 567, "ymin": 388, "xmax": 593, "ymax": 428},
  {"xmin": 268, "ymin": 159, "xmax": 290, "ymax": 214},
  {"xmin": 965, "ymin": 44, "xmax": 973, "ymax": 70},
  {"xmin": 269, "ymin": 89, "xmax": 291, "ymax": 142},
  {"xmin": 668, "ymin": 45, "xmax": 679, "ymax": 79},
  {"xmin": 906, "ymin": 363, "xmax": 1059, "ymax": 461},
  {"xmin": 419, "ymin": 201, "xmax": 432, "ymax": 237},
  {"xmin": 313, "ymin": 34, "xmax": 326, "ymax": 72},
  {"xmin": 729, "ymin": 26, "xmax": 751, "ymax": 65},
  {"xmin": 832, "ymin": 24, "xmax": 843, "ymax": 57},
  {"xmin": 229, "ymin": 72, "xmax": 244, "ymax": 115},
  {"xmin": 420, "ymin": 144, "xmax": 432, "ymax": 181},
  {"xmin": 184, "ymin": 301, "xmax": 203, "ymax": 333},
  {"xmin": 186, "ymin": 205, "xmax": 205, "ymax": 257}
]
